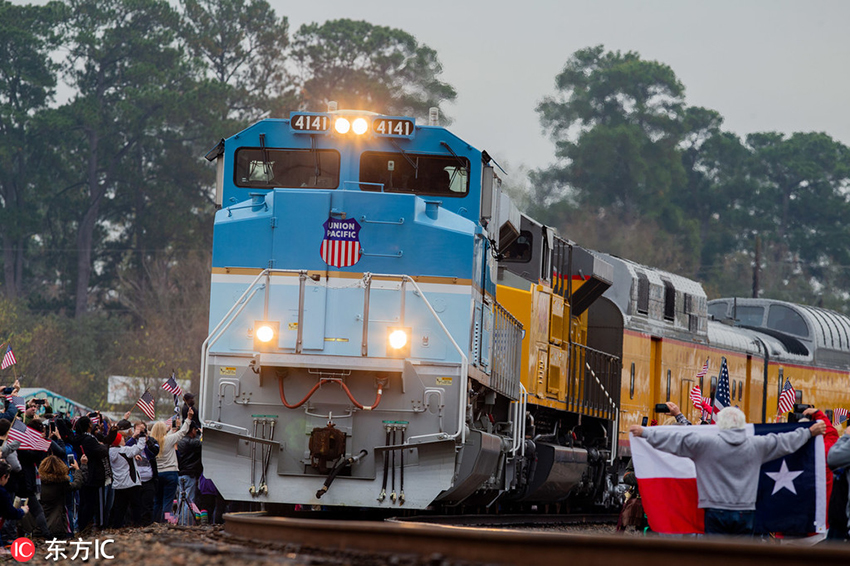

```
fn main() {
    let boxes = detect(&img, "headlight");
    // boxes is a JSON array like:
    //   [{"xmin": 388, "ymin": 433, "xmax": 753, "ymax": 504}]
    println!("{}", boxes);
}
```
[
  {"xmin": 352, "ymin": 117, "xmax": 368, "ymax": 135},
  {"xmin": 387, "ymin": 327, "xmax": 411, "ymax": 357},
  {"xmin": 334, "ymin": 117, "xmax": 351, "ymax": 134},
  {"xmin": 256, "ymin": 325, "xmax": 275, "ymax": 343},
  {"xmin": 388, "ymin": 329, "xmax": 408, "ymax": 349},
  {"xmin": 253, "ymin": 321, "xmax": 280, "ymax": 351}
]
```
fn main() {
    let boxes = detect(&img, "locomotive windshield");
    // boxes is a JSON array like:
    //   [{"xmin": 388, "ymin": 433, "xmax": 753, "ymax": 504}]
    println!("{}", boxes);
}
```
[
  {"xmin": 234, "ymin": 148, "xmax": 340, "ymax": 189},
  {"xmin": 359, "ymin": 152, "xmax": 468, "ymax": 196}
]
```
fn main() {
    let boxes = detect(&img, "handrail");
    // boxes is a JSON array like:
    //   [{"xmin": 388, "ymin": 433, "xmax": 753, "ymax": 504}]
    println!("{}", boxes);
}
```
[
  {"xmin": 200, "ymin": 269, "xmax": 269, "ymax": 420},
  {"xmin": 201, "ymin": 268, "xmax": 310, "ymax": 420}
]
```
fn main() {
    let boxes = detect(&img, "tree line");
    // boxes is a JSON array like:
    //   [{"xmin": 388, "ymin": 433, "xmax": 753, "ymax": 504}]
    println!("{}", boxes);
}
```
[
  {"xmin": 527, "ymin": 46, "xmax": 850, "ymax": 310},
  {"xmin": 1, "ymin": 2, "xmax": 848, "ymax": 405}
]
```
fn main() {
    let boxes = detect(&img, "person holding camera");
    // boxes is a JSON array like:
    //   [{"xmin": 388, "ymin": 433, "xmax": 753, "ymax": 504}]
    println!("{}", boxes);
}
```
[
  {"xmin": 72, "ymin": 415, "xmax": 114, "ymax": 533},
  {"xmin": 630, "ymin": 406, "xmax": 826, "ymax": 536},
  {"xmin": 108, "ymin": 422, "xmax": 147, "ymax": 528},
  {"xmin": 125, "ymin": 421, "xmax": 159, "ymax": 526}
]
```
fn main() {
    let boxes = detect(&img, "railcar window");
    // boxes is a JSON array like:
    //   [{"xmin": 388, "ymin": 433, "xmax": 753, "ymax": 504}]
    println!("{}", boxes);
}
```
[
  {"xmin": 735, "ymin": 306, "xmax": 764, "ymax": 327},
  {"xmin": 731, "ymin": 380, "xmax": 737, "ymax": 400},
  {"xmin": 359, "ymin": 152, "xmax": 469, "ymax": 196},
  {"xmin": 502, "ymin": 231, "xmax": 532, "ymax": 263},
  {"xmin": 636, "ymin": 272, "xmax": 649, "ymax": 315},
  {"xmin": 663, "ymin": 280, "xmax": 675, "ymax": 322},
  {"xmin": 234, "ymin": 148, "xmax": 340, "ymax": 189},
  {"xmin": 630, "ymin": 363, "xmax": 635, "ymax": 399},
  {"xmin": 666, "ymin": 369, "xmax": 671, "ymax": 401},
  {"xmin": 707, "ymin": 302, "xmax": 728, "ymax": 320},
  {"xmin": 738, "ymin": 383, "xmax": 743, "ymax": 401},
  {"xmin": 767, "ymin": 305, "xmax": 809, "ymax": 338}
]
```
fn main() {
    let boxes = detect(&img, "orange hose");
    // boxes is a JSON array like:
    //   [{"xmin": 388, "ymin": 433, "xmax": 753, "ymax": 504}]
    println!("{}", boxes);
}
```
[{"xmin": 278, "ymin": 376, "xmax": 383, "ymax": 411}]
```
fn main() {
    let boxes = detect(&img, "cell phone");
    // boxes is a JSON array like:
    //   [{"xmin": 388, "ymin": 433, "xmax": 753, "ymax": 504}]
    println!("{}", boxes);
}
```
[
  {"xmin": 67, "ymin": 455, "xmax": 75, "ymax": 465},
  {"xmin": 655, "ymin": 403, "xmax": 671, "ymax": 413},
  {"xmin": 49, "ymin": 421, "xmax": 56, "ymax": 433},
  {"xmin": 641, "ymin": 416, "xmax": 649, "ymax": 426},
  {"xmin": 33, "ymin": 399, "xmax": 46, "ymax": 405}
]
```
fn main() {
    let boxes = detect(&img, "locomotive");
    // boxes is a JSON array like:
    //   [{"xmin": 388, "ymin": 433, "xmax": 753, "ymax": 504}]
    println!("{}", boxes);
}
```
[{"xmin": 198, "ymin": 106, "xmax": 850, "ymax": 511}]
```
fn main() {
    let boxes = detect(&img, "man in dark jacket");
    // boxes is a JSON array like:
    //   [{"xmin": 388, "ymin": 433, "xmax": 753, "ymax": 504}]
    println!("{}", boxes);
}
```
[
  {"xmin": 74, "ymin": 416, "xmax": 115, "ymax": 533},
  {"xmin": 177, "ymin": 424, "xmax": 202, "ymax": 522}
]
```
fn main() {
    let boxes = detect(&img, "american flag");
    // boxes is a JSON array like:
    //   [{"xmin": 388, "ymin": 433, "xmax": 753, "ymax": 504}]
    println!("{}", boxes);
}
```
[
  {"xmin": 90, "ymin": 413, "xmax": 100, "ymax": 425},
  {"xmin": 834, "ymin": 408, "xmax": 848, "ymax": 424},
  {"xmin": 0, "ymin": 345, "xmax": 16, "ymax": 370},
  {"xmin": 714, "ymin": 357, "xmax": 731, "ymax": 410},
  {"xmin": 136, "ymin": 390, "xmax": 156, "ymax": 420},
  {"xmin": 5, "ymin": 395, "xmax": 25, "ymax": 412},
  {"xmin": 7, "ymin": 418, "xmax": 51, "ymax": 452},
  {"xmin": 161, "ymin": 373, "xmax": 183, "ymax": 397},
  {"xmin": 777, "ymin": 377, "xmax": 796, "ymax": 415}
]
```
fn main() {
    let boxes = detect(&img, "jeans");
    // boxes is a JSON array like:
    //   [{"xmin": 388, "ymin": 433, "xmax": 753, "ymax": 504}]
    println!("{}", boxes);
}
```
[
  {"xmin": 154, "ymin": 471, "xmax": 179, "ymax": 522},
  {"xmin": 177, "ymin": 476, "xmax": 198, "ymax": 525},
  {"xmin": 704, "ymin": 508, "xmax": 755, "ymax": 536}
]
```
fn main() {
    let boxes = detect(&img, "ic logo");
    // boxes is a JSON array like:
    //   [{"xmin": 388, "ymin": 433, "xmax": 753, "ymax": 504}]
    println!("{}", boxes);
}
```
[{"xmin": 11, "ymin": 537, "xmax": 34, "ymax": 562}]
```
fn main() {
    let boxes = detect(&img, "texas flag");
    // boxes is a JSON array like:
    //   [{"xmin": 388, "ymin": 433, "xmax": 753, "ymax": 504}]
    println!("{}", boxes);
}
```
[{"xmin": 630, "ymin": 422, "xmax": 825, "ymax": 535}]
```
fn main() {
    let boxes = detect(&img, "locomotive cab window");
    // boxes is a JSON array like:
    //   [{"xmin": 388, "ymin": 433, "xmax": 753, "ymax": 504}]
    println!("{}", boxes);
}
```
[
  {"xmin": 235, "ymin": 148, "xmax": 340, "ymax": 189},
  {"xmin": 360, "ymin": 152, "xmax": 469, "ymax": 196},
  {"xmin": 502, "ymin": 231, "xmax": 533, "ymax": 262}
]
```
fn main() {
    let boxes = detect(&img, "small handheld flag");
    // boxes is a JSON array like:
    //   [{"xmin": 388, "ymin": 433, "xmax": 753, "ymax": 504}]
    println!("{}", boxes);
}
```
[
  {"xmin": 136, "ymin": 390, "xmax": 156, "ymax": 420},
  {"xmin": 5, "ymin": 395, "xmax": 25, "ymax": 412},
  {"xmin": 162, "ymin": 373, "xmax": 183, "ymax": 397},
  {"xmin": 777, "ymin": 378, "xmax": 796, "ymax": 415},
  {"xmin": 8, "ymin": 418, "xmax": 51, "ymax": 452},
  {"xmin": 714, "ymin": 358, "xmax": 731, "ymax": 410},
  {"xmin": 1, "ymin": 345, "xmax": 16, "ymax": 370},
  {"xmin": 834, "ymin": 408, "xmax": 848, "ymax": 424}
]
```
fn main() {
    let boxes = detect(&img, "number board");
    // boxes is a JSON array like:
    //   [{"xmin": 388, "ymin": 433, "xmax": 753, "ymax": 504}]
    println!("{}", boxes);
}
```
[
  {"xmin": 291, "ymin": 114, "xmax": 329, "ymax": 133},
  {"xmin": 372, "ymin": 117, "xmax": 415, "ymax": 138}
]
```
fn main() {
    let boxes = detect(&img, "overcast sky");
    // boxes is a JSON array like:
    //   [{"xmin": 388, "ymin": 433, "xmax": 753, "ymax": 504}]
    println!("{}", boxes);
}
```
[{"xmin": 275, "ymin": 0, "xmax": 850, "ymax": 177}]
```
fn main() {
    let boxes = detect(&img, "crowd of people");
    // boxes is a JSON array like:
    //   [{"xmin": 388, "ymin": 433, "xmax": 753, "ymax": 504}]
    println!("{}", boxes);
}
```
[
  {"xmin": 0, "ymin": 381, "xmax": 227, "ymax": 548},
  {"xmin": 625, "ymin": 401, "xmax": 850, "ymax": 542}
]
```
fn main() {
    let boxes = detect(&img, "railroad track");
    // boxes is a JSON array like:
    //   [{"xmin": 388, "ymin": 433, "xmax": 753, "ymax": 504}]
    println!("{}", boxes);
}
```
[{"xmin": 224, "ymin": 512, "xmax": 850, "ymax": 565}]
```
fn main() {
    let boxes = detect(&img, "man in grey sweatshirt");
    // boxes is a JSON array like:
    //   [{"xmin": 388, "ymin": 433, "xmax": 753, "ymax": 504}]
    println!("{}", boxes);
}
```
[{"xmin": 629, "ymin": 406, "xmax": 826, "ymax": 535}]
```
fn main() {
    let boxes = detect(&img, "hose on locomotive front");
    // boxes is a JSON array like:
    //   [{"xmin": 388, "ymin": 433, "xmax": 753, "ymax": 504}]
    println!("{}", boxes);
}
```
[
  {"xmin": 316, "ymin": 449, "xmax": 369, "ymax": 499},
  {"xmin": 278, "ymin": 376, "xmax": 383, "ymax": 410}
]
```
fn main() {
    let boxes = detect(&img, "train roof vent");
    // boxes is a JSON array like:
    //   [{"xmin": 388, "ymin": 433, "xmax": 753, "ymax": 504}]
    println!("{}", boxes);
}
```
[
  {"xmin": 570, "ymin": 247, "xmax": 613, "ymax": 317},
  {"xmin": 497, "ymin": 192, "xmax": 521, "ymax": 250}
]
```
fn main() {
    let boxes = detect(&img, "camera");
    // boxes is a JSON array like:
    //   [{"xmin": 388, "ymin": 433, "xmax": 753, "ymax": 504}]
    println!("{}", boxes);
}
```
[
  {"xmin": 788, "ymin": 403, "xmax": 814, "ymax": 423},
  {"xmin": 655, "ymin": 403, "xmax": 670, "ymax": 413},
  {"xmin": 1, "ymin": 387, "xmax": 12, "ymax": 395},
  {"xmin": 32, "ymin": 399, "xmax": 46, "ymax": 405}
]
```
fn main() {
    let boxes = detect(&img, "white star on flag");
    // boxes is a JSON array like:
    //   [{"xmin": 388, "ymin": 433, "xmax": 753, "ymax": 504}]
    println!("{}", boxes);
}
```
[{"xmin": 765, "ymin": 459, "xmax": 803, "ymax": 495}]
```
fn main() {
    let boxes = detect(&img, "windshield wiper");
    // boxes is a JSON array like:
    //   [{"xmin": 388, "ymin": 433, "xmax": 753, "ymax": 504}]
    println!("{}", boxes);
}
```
[
  {"xmin": 259, "ymin": 133, "xmax": 272, "ymax": 184},
  {"xmin": 390, "ymin": 139, "xmax": 419, "ymax": 177}
]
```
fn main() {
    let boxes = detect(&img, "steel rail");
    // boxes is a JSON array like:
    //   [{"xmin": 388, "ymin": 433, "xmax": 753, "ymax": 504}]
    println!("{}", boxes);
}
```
[{"xmin": 224, "ymin": 512, "xmax": 850, "ymax": 566}]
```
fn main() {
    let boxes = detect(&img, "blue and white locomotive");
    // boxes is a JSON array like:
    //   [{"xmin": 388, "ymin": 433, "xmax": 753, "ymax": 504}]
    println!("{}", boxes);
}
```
[{"xmin": 199, "ymin": 106, "xmax": 620, "ymax": 510}]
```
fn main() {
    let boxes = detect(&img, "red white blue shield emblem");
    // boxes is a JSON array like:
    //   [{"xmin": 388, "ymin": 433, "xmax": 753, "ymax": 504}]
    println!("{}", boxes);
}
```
[{"xmin": 320, "ymin": 217, "xmax": 362, "ymax": 268}]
